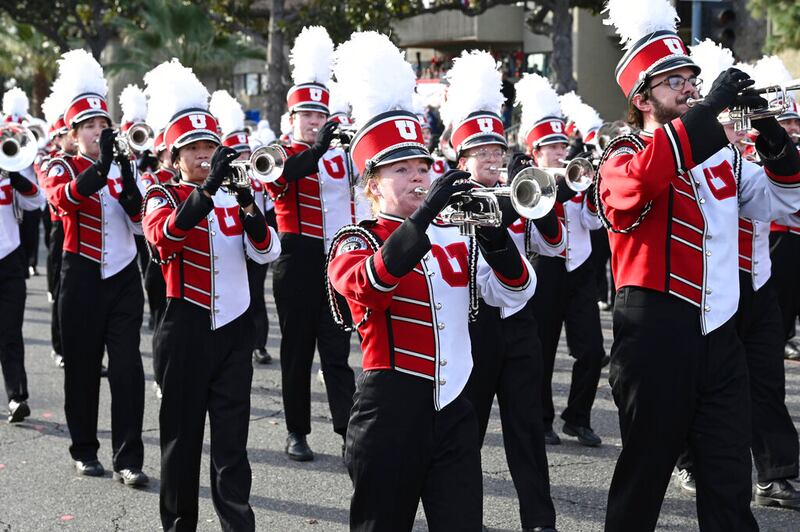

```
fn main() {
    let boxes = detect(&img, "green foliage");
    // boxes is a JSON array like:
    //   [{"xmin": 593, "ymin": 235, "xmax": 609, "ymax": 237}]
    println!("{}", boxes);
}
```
[
  {"xmin": 108, "ymin": 0, "xmax": 264, "ymax": 78},
  {"xmin": 749, "ymin": 0, "xmax": 800, "ymax": 52}
]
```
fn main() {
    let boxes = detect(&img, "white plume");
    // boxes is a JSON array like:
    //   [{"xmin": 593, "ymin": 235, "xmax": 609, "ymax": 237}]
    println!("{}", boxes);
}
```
[
  {"xmin": 280, "ymin": 112, "xmax": 292, "ymax": 135},
  {"xmin": 752, "ymin": 55, "xmax": 794, "ymax": 88},
  {"xmin": 440, "ymin": 50, "xmax": 504, "ymax": 126},
  {"xmin": 119, "ymin": 84, "xmax": 147, "ymax": 123},
  {"xmin": 56, "ymin": 49, "xmax": 107, "ymax": 100},
  {"xmin": 144, "ymin": 58, "xmax": 209, "ymax": 134},
  {"xmin": 42, "ymin": 77, "xmax": 70, "ymax": 125},
  {"xmin": 603, "ymin": 0, "xmax": 679, "ymax": 49},
  {"xmin": 734, "ymin": 61, "xmax": 756, "ymax": 79},
  {"xmin": 327, "ymin": 80, "xmax": 350, "ymax": 117},
  {"xmin": 412, "ymin": 92, "xmax": 427, "ymax": 116},
  {"xmin": 290, "ymin": 26, "xmax": 334, "ymax": 85},
  {"xmin": 209, "ymin": 90, "xmax": 245, "ymax": 136},
  {"xmin": 333, "ymin": 31, "xmax": 416, "ymax": 127},
  {"xmin": 2, "ymin": 87, "xmax": 29, "ymax": 119},
  {"xmin": 255, "ymin": 119, "xmax": 276, "ymax": 144},
  {"xmin": 515, "ymin": 73, "xmax": 562, "ymax": 130},
  {"xmin": 560, "ymin": 92, "xmax": 603, "ymax": 136},
  {"xmin": 689, "ymin": 39, "xmax": 734, "ymax": 96}
]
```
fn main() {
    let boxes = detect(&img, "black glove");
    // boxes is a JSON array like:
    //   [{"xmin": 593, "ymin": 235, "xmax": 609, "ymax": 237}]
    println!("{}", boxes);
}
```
[
  {"xmin": 8, "ymin": 172, "xmax": 34, "ymax": 194},
  {"xmin": 555, "ymin": 174, "xmax": 578, "ymax": 203},
  {"xmin": 117, "ymin": 159, "xmax": 143, "ymax": 218},
  {"xmin": 507, "ymin": 153, "xmax": 533, "ymax": 182},
  {"xmin": 235, "ymin": 187, "xmax": 255, "ymax": 209},
  {"xmin": 137, "ymin": 150, "xmax": 159, "ymax": 173},
  {"xmin": 200, "ymin": 146, "xmax": 238, "ymax": 196},
  {"xmin": 751, "ymin": 117, "xmax": 789, "ymax": 152},
  {"xmin": 704, "ymin": 68, "xmax": 755, "ymax": 115},
  {"xmin": 475, "ymin": 223, "xmax": 510, "ymax": 252},
  {"xmin": 241, "ymin": 205, "xmax": 268, "ymax": 243},
  {"xmin": 310, "ymin": 120, "xmax": 338, "ymax": 159},
  {"xmin": 408, "ymin": 169, "xmax": 473, "ymax": 228},
  {"xmin": 531, "ymin": 208, "xmax": 560, "ymax": 240},
  {"xmin": 96, "ymin": 128, "xmax": 117, "ymax": 177}
]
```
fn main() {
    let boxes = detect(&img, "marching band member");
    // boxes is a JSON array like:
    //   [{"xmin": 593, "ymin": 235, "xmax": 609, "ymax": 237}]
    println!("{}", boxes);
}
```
[
  {"xmin": 517, "ymin": 73, "xmax": 606, "ymax": 448},
  {"xmin": 0, "ymin": 117, "xmax": 44, "ymax": 423},
  {"xmin": 267, "ymin": 26, "xmax": 356, "ymax": 461},
  {"xmin": 210, "ymin": 89, "xmax": 274, "ymax": 365},
  {"xmin": 672, "ymin": 41, "xmax": 800, "ymax": 507},
  {"xmin": 142, "ymin": 59, "xmax": 280, "ymax": 531},
  {"xmin": 441, "ymin": 49, "xmax": 562, "ymax": 532},
  {"xmin": 42, "ymin": 49, "xmax": 147, "ymax": 484},
  {"xmin": 414, "ymin": 92, "xmax": 449, "ymax": 183},
  {"xmin": 3, "ymin": 88, "xmax": 42, "ymax": 278},
  {"xmin": 600, "ymin": 1, "xmax": 800, "ymax": 529},
  {"xmin": 755, "ymin": 56, "xmax": 800, "ymax": 360},
  {"xmin": 39, "ymin": 79, "xmax": 76, "ymax": 369},
  {"xmin": 328, "ymin": 31, "xmax": 535, "ymax": 530}
]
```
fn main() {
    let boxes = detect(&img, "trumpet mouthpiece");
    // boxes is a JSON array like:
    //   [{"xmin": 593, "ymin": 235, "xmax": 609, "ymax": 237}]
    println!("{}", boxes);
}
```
[
  {"xmin": 413, "ymin": 186, "xmax": 428, "ymax": 196},
  {"xmin": 200, "ymin": 161, "xmax": 211, "ymax": 169}
]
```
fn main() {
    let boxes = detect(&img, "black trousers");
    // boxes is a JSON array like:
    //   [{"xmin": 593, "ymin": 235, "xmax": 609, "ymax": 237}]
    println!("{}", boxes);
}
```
[
  {"xmin": 590, "ymin": 229, "xmax": 615, "ymax": 304},
  {"xmin": 156, "ymin": 299, "xmax": 255, "ymax": 532},
  {"xmin": 47, "ymin": 219, "xmax": 64, "ymax": 355},
  {"xmin": 677, "ymin": 275, "xmax": 799, "ymax": 483},
  {"xmin": 144, "ymin": 261, "xmax": 167, "ymax": 383},
  {"xmin": 134, "ymin": 234, "xmax": 149, "ymax": 280},
  {"xmin": 769, "ymin": 232, "xmax": 800, "ymax": 341},
  {"xmin": 246, "ymin": 259, "xmax": 270, "ymax": 351},
  {"xmin": 0, "ymin": 247, "xmax": 28, "ymax": 403},
  {"xmin": 347, "ymin": 370, "xmax": 483, "ymax": 532},
  {"xmin": 60, "ymin": 253, "xmax": 144, "ymax": 470},
  {"xmin": 19, "ymin": 207, "xmax": 41, "ymax": 269},
  {"xmin": 465, "ymin": 299, "xmax": 556, "ymax": 529},
  {"xmin": 605, "ymin": 287, "xmax": 757, "ymax": 532},
  {"xmin": 272, "ymin": 233, "xmax": 354, "ymax": 436},
  {"xmin": 531, "ymin": 256, "xmax": 605, "ymax": 429}
]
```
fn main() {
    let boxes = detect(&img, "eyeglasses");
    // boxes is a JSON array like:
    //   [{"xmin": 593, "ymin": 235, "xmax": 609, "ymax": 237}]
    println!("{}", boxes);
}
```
[
  {"xmin": 649, "ymin": 75, "xmax": 703, "ymax": 92},
  {"xmin": 468, "ymin": 148, "xmax": 505, "ymax": 161}
]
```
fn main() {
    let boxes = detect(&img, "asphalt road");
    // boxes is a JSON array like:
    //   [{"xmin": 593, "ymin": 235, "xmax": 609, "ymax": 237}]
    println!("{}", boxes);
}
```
[{"xmin": 1, "ymin": 263, "xmax": 799, "ymax": 531}]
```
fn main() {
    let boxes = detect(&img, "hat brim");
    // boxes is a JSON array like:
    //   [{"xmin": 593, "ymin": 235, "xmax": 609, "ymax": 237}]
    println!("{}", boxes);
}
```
[
  {"xmin": 457, "ymin": 134, "xmax": 508, "ymax": 157},
  {"xmin": 290, "ymin": 104, "xmax": 330, "ymax": 115},
  {"xmin": 171, "ymin": 131, "xmax": 221, "ymax": 153},
  {"xmin": 371, "ymin": 146, "xmax": 433, "ymax": 171}
]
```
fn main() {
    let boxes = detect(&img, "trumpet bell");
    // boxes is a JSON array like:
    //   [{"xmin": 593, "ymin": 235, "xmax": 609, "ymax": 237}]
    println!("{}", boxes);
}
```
[
  {"xmin": 0, "ymin": 124, "xmax": 38, "ymax": 172},
  {"xmin": 249, "ymin": 145, "xmax": 285, "ymax": 184},
  {"xmin": 510, "ymin": 167, "xmax": 557, "ymax": 219},
  {"xmin": 126, "ymin": 122, "xmax": 153, "ymax": 152},
  {"xmin": 565, "ymin": 157, "xmax": 595, "ymax": 192}
]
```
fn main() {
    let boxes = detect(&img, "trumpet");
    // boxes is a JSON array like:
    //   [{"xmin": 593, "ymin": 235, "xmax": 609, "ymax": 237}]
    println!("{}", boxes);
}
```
[
  {"xmin": 687, "ymin": 78, "xmax": 800, "ymax": 132},
  {"xmin": 24, "ymin": 118, "xmax": 48, "ymax": 150},
  {"xmin": 224, "ymin": 145, "xmax": 286, "ymax": 188},
  {"xmin": 0, "ymin": 124, "xmax": 38, "ymax": 172},
  {"xmin": 94, "ymin": 124, "xmax": 153, "ymax": 157},
  {"xmin": 415, "ymin": 169, "xmax": 557, "ymax": 237},
  {"xmin": 543, "ymin": 157, "xmax": 597, "ymax": 193}
]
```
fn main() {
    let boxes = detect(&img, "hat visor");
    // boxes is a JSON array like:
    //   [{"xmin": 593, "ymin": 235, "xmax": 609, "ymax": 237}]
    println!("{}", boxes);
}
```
[
  {"xmin": 372, "ymin": 146, "xmax": 433, "ymax": 170},
  {"xmin": 457, "ymin": 134, "xmax": 508, "ymax": 157},
  {"xmin": 291, "ymin": 103, "xmax": 330, "ymax": 115}
]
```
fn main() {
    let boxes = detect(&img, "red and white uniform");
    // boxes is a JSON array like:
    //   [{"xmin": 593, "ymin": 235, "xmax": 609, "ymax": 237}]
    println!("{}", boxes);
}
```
[
  {"xmin": 599, "ymin": 125, "xmax": 800, "ymax": 334},
  {"xmin": 553, "ymin": 192, "xmax": 602, "ymax": 271},
  {"xmin": 44, "ymin": 154, "xmax": 143, "ymax": 279},
  {"xmin": 738, "ymin": 218, "xmax": 772, "ymax": 291},
  {"xmin": 328, "ymin": 213, "xmax": 536, "ymax": 410},
  {"xmin": 0, "ymin": 168, "xmax": 45, "ymax": 259},
  {"xmin": 429, "ymin": 155, "xmax": 449, "ymax": 183},
  {"xmin": 267, "ymin": 142, "xmax": 357, "ymax": 252},
  {"xmin": 140, "ymin": 167, "xmax": 177, "ymax": 190},
  {"xmin": 142, "ymin": 182, "xmax": 280, "ymax": 329}
]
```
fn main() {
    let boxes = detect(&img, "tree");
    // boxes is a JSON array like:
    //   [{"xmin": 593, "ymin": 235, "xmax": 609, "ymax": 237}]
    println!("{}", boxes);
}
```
[
  {"xmin": 749, "ymin": 0, "xmax": 800, "ymax": 52},
  {"xmin": 0, "ymin": 0, "xmax": 143, "ymax": 59},
  {"xmin": 109, "ymin": 0, "xmax": 263, "ymax": 80}
]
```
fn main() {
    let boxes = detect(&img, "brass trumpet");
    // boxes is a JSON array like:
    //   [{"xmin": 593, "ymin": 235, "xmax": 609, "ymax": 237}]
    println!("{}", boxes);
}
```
[
  {"xmin": 413, "ymin": 169, "xmax": 557, "ymax": 237},
  {"xmin": 544, "ymin": 157, "xmax": 597, "ymax": 193},
  {"xmin": 687, "ymin": 78, "xmax": 800, "ymax": 132}
]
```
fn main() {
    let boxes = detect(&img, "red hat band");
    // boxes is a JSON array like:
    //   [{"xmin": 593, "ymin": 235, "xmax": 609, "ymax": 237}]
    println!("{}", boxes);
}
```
[
  {"xmin": 451, "ymin": 113, "xmax": 506, "ymax": 155},
  {"xmin": 287, "ymin": 83, "xmax": 330, "ymax": 114},
  {"xmin": 583, "ymin": 128, "xmax": 599, "ymax": 145},
  {"xmin": 165, "ymin": 109, "xmax": 220, "ymax": 153},
  {"xmin": 615, "ymin": 31, "xmax": 696, "ymax": 100},
  {"xmin": 153, "ymin": 130, "xmax": 166, "ymax": 154},
  {"xmin": 223, "ymin": 131, "xmax": 250, "ymax": 152},
  {"xmin": 525, "ymin": 118, "xmax": 569, "ymax": 148},
  {"xmin": 64, "ymin": 93, "xmax": 110, "ymax": 128},
  {"xmin": 330, "ymin": 113, "xmax": 353, "ymax": 127},
  {"xmin": 49, "ymin": 116, "xmax": 67, "ymax": 139},
  {"xmin": 351, "ymin": 111, "xmax": 430, "ymax": 175},
  {"xmin": 565, "ymin": 121, "xmax": 576, "ymax": 137}
]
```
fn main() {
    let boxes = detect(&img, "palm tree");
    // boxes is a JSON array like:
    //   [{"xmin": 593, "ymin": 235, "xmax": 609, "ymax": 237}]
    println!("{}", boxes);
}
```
[
  {"xmin": 0, "ymin": 15, "xmax": 59, "ymax": 114},
  {"xmin": 108, "ymin": 0, "xmax": 263, "ymax": 80}
]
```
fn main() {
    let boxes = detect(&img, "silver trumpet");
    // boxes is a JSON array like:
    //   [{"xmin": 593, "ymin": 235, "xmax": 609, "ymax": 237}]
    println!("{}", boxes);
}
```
[
  {"xmin": 225, "ymin": 144, "xmax": 286, "ymax": 188},
  {"xmin": 547, "ymin": 157, "xmax": 597, "ymax": 192},
  {"xmin": 24, "ymin": 118, "xmax": 48, "ymax": 150},
  {"xmin": 687, "ymin": 78, "xmax": 800, "ymax": 132},
  {"xmin": 0, "ymin": 124, "xmax": 38, "ymax": 172},
  {"xmin": 413, "ymin": 169, "xmax": 558, "ymax": 237},
  {"xmin": 93, "ymin": 123, "xmax": 153, "ymax": 157}
]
